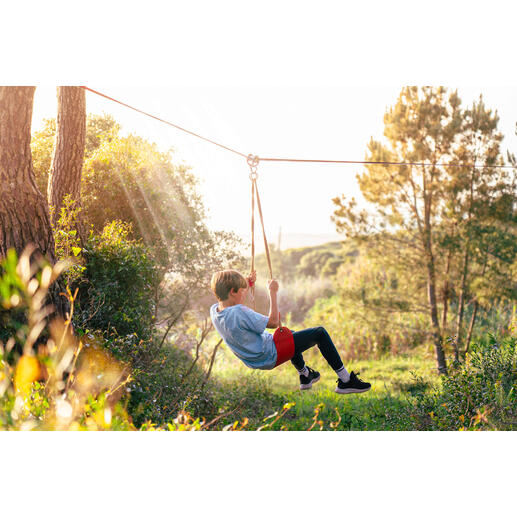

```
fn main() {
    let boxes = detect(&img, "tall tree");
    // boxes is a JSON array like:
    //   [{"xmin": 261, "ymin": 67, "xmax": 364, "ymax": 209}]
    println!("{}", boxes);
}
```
[
  {"xmin": 47, "ymin": 86, "xmax": 86, "ymax": 228},
  {"xmin": 333, "ymin": 88, "xmax": 515, "ymax": 372},
  {"xmin": 0, "ymin": 87, "xmax": 56, "ymax": 262},
  {"xmin": 333, "ymin": 87, "xmax": 464, "ymax": 374},
  {"xmin": 447, "ymin": 97, "xmax": 504, "ymax": 357}
]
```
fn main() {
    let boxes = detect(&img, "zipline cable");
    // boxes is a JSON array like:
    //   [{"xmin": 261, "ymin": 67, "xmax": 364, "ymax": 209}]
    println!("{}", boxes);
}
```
[
  {"xmin": 80, "ymin": 86, "xmax": 248, "ymax": 159},
  {"xmin": 81, "ymin": 86, "xmax": 517, "ymax": 171},
  {"xmin": 259, "ymin": 157, "xmax": 517, "ymax": 169}
]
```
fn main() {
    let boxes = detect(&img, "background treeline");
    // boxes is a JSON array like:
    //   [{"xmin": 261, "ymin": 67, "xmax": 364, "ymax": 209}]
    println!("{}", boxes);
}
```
[{"xmin": 255, "ymin": 236, "xmax": 517, "ymax": 362}]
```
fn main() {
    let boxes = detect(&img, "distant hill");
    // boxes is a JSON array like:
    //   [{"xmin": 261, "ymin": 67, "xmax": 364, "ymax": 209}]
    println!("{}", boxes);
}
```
[{"xmin": 238, "ymin": 232, "xmax": 344, "ymax": 255}]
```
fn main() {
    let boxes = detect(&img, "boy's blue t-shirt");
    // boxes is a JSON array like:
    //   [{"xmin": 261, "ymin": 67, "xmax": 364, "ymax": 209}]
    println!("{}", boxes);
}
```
[{"xmin": 210, "ymin": 303, "xmax": 277, "ymax": 370}]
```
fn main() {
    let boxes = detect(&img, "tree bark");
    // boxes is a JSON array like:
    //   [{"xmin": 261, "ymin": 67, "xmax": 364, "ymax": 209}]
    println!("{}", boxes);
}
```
[
  {"xmin": 454, "ymin": 245, "xmax": 470, "ymax": 361},
  {"xmin": 464, "ymin": 300, "xmax": 479, "ymax": 356},
  {"xmin": 441, "ymin": 246, "xmax": 452, "ymax": 334},
  {"xmin": 0, "ymin": 87, "xmax": 56, "ymax": 262},
  {"xmin": 48, "ymin": 86, "xmax": 86, "ymax": 231},
  {"xmin": 426, "ymin": 249, "xmax": 447, "ymax": 374}
]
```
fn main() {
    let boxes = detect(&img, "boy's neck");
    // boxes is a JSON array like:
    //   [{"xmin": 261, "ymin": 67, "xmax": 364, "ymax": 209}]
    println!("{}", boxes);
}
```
[{"xmin": 218, "ymin": 299, "xmax": 239, "ymax": 310}]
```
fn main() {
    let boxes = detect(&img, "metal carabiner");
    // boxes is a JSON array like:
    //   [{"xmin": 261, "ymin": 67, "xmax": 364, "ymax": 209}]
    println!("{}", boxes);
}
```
[{"xmin": 247, "ymin": 154, "xmax": 259, "ymax": 180}]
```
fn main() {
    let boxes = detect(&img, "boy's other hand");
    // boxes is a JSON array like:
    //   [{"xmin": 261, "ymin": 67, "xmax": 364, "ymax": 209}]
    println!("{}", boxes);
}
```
[
  {"xmin": 247, "ymin": 270, "xmax": 257, "ymax": 287},
  {"xmin": 268, "ymin": 279, "xmax": 279, "ymax": 293}
]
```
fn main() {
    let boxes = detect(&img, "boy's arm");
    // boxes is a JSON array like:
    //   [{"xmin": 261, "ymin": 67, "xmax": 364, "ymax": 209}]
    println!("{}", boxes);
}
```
[{"xmin": 266, "ymin": 279, "xmax": 280, "ymax": 328}]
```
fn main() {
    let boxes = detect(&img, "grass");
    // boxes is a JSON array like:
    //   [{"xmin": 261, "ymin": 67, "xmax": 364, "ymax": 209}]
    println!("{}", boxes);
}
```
[{"xmin": 206, "ymin": 340, "xmax": 441, "ymax": 430}]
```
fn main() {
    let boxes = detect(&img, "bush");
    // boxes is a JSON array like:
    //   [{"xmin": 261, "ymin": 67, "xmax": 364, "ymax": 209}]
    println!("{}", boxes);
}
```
[
  {"xmin": 410, "ymin": 335, "xmax": 517, "ymax": 430},
  {"xmin": 90, "ymin": 327, "xmax": 219, "ymax": 428},
  {"xmin": 74, "ymin": 220, "xmax": 162, "ymax": 340}
]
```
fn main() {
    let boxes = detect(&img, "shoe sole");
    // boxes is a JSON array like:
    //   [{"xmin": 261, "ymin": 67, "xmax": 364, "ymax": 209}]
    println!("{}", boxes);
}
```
[
  {"xmin": 300, "ymin": 375, "xmax": 321, "ymax": 390},
  {"xmin": 334, "ymin": 386, "xmax": 371, "ymax": 394}
]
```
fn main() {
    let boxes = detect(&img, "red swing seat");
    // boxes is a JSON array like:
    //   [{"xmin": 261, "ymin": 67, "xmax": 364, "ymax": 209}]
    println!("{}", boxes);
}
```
[{"xmin": 273, "ymin": 326, "xmax": 295, "ymax": 367}]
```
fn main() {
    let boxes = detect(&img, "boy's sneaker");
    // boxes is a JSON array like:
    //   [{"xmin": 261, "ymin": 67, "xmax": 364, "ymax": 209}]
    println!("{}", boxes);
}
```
[
  {"xmin": 300, "ymin": 367, "xmax": 321, "ymax": 390},
  {"xmin": 335, "ymin": 371, "xmax": 371, "ymax": 394}
]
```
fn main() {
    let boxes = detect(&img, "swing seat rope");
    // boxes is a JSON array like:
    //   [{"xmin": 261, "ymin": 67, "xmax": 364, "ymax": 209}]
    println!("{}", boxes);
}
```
[{"xmin": 247, "ymin": 154, "xmax": 294, "ymax": 367}]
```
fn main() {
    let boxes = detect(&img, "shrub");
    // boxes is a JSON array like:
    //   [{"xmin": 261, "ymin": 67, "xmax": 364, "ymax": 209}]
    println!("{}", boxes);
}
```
[
  {"xmin": 74, "ymin": 220, "xmax": 162, "ymax": 340},
  {"xmin": 410, "ymin": 335, "xmax": 517, "ymax": 430}
]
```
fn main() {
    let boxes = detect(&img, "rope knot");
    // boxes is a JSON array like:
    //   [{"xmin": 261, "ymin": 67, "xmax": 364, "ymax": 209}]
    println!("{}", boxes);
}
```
[{"xmin": 247, "ymin": 154, "xmax": 259, "ymax": 179}]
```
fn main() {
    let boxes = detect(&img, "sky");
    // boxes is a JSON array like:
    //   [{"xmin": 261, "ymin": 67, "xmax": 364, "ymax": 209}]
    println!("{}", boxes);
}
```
[{"xmin": 31, "ymin": 85, "xmax": 517, "ymax": 249}]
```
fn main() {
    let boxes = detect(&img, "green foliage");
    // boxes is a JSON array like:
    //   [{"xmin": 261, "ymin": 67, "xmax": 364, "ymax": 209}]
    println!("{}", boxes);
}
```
[
  {"xmin": 32, "ymin": 112, "xmax": 240, "ymax": 283},
  {"xmin": 0, "ymin": 248, "xmax": 260, "ymax": 431},
  {"xmin": 50, "ymin": 194, "xmax": 85, "ymax": 285},
  {"xmin": 31, "ymin": 113, "xmax": 120, "ymax": 196},
  {"xmin": 410, "ymin": 335, "xmax": 517, "ymax": 430},
  {"xmin": 101, "ymin": 332, "xmax": 219, "ymax": 428},
  {"xmin": 31, "ymin": 118, "xmax": 56, "ymax": 194},
  {"xmin": 28, "ymin": 113, "xmax": 246, "ymax": 429},
  {"xmin": 84, "ymin": 113, "xmax": 120, "ymax": 155},
  {"xmin": 303, "ymin": 249, "xmax": 430, "ymax": 358},
  {"xmin": 74, "ymin": 220, "xmax": 161, "ymax": 340},
  {"xmin": 297, "ymin": 250, "xmax": 335, "ymax": 277},
  {"xmin": 251, "ymin": 241, "xmax": 353, "ymax": 324},
  {"xmin": 81, "ymin": 133, "xmax": 207, "ymax": 267}
]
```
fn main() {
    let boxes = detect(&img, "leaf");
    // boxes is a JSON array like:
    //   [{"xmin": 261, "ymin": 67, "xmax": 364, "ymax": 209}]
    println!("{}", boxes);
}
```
[{"xmin": 72, "ymin": 247, "xmax": 82, "ymax": 257}]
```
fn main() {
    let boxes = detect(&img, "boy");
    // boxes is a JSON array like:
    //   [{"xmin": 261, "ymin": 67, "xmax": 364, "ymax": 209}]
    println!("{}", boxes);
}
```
[{"xmin": 210, "ymin": 269, "xmax": 371, "ymax": 393}]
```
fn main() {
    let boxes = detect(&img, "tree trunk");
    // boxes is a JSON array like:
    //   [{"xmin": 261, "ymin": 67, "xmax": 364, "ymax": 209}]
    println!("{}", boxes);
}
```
[
  {"xmin": 464, "ymin": 300, "xmax": 479, "ymax": 356},
  {"xmin": 48, "ymin": 86, "xmax": 86, "ymax": 232},
  {"xmin": 454, "ymin": 246, "xmax": 470, "ymax": 360},
  {"xmin": 427, "ymin": 252, "xmax": 447, "ymax": 374},
  {"xmin": 441, "ymin": 246, "xmax": 452, "ymax": 335},
  {"xmin": 0, "ymin": 87, "xmax": 56, "ymax": 262}
]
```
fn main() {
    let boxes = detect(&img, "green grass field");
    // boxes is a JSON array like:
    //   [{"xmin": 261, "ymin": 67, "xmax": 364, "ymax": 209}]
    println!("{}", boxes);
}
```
[{"xmin": 208, "ymin": 342, "xmax": 441, "ymax": 431}]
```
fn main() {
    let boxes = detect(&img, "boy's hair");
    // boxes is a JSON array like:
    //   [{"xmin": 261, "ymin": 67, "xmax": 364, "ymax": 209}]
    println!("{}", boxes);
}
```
[{"xmin": 211, "ymin": 270, "xmax": 247, "ymax": 301}]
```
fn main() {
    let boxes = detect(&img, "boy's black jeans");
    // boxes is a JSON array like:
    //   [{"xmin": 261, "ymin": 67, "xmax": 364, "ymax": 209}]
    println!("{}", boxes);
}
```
[{"xmin": 291, "ymin": 326, "xmax": 344, "ymax": 372}]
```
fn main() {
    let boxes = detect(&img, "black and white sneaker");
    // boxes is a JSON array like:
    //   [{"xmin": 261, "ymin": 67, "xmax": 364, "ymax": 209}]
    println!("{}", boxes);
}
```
[
  {"xmin": 300, "ymin": 367, "xmax": 321, "ymax": 390},
  {"xmin": 335, "ymin": 371, "xmax": 371, "ymax": 394}
]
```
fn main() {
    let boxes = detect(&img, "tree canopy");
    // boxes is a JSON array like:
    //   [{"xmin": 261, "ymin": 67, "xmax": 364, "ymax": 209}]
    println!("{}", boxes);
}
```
[{"xmin": 332, "ymin": 87, "xmax": 517, "ymax": 373}]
